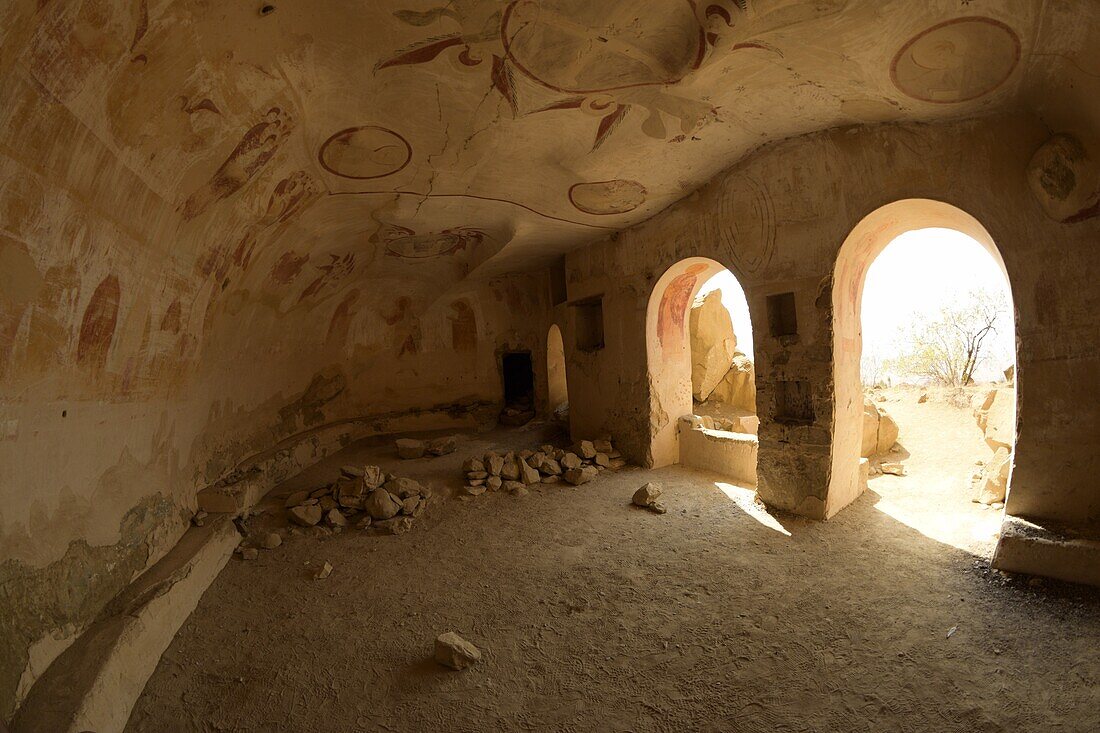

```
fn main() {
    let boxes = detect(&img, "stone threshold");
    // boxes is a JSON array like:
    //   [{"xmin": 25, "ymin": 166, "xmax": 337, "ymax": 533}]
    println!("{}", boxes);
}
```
[{"xmin": 992, "ymin": 514, "xmax": 1100, "ymax": 588}]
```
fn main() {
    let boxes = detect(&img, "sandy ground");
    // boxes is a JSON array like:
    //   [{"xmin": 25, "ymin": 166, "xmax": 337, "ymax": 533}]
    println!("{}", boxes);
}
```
[{"xmin": 128, "ymin": 400, "xmax": 1100, "ymax": 732}]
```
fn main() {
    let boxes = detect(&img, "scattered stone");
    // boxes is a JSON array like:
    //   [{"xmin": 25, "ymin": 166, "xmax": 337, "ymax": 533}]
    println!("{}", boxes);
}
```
[
  {"xmin": 463, "ymin": 457, "xmax": 485, "ymax": 473},
  {"xmin": 468, "ymin": 478, "xmax": 485, "ymax": 487},
  {"xmin": 467, "ymin": 471, "xmax": 489, "ymax": 481},
  {"xmin": 918, "ymin": 393, "xmax": 929, "ymax": 404},
  {"xmin": 340, "ymin": 465, "xmax": 365, "ymax": 479},
  {"xmin": 502, "ymin": 480, "xmax": 526, "ymax": 493},
  {"xmin": 375, "ymin": 516, "xmax": 414, "ymax": 535},
  {"xmin": 539, "ymin": 444, "xmax": 555, "ymax": 455},
  {"xmin": 485, "ymin": 454, "xmax": 505, "ymax": 476},
  {"xmin": 314, "ymin": 561, "xmax": 333, "ymax": 580},
  {"xmin": 364, "ymin": 488, "xmax": 401, "ymax": 520},
  {"xmin": 486, "ymin": 476, "xmax": 503, "ymax": 491},
  {"xmin": 192, "ymin": 510, "xmax": 208, "ymax": 527},
  {"xmin": 401, "ymin": 496, "xmax": 420, "ymax": 515},
  {"xmin": 518, "ymin": 449, "xmax": 534, "ymax": 460},
  {"xmin": 594, "ymin": 452, "xmax": 610, "ymax": 468},
  {"xmin": 335, "ymin": 478, "xmax": 365, "ymax": 508},
  {"xmin": 631, "ymin": 483, "xmax": 667, "ymax": 513},
  {"xmin": 302, "ymin": 498, "xmax": 319, "ymax": 506},
  {"xmin": 501, "ymin": 457, "xmax": 521, "ymax": 481},
  {"xmin": 577, "ymin": 440, "xmax": 597, "ymax": 459},
  {"xmin": 261, "ymin": 532, "xmax": 282, "ymax": 550},
  {"xmin": 862, "ymin": 397, "xmax": 900, "ymax": 457},
  {"xmin": 325, "ymin": 508, "xmax": 347, "ymax": 527},
  {"xmin": 608, "ymin": 458, "xmax": 627, "ymax": 470},
  {"xmin": 594, "ymin": 439, "xmax": 613, "ymax": 454},
  {"xmin": 319, "ymin": 495, "xmax": 338, "ymax": 512},
  {"xmin": 396, "ymin": 438, "xmax": 427, "ymax": 459},
  {"xmin": 428, "ymin": 435, "xmax": 457, "ymax": 456},
  {"xmin": 464, "ymin": 485, "xmax": 487, "ymax": 496},
  {"xmin": 363, "ymin": 465, "xmax": 385, "ymax": 489},
  {"xmin": 434, "ymin": 632, "xmax": 481, "ymax": 670},
  {"xmin": 240, "ymin": 547, "xmax": 259, "ymax": 560},
  {"xmin": 561, "ymin": 452, "xmax": 582, "ymax": 470},
  {"xmin": 564, "ymin": 465, "xmax": 598, "ymax": 486},
  {"xmin": 386, "ymin": 477, "xmax": 423, "ymax": 498},
  {"xmin": 357, "ymin": 516, "xmax": 372, "ymax": 529},
  {"xmin": 519, "ymin": 458, "xmax": 541, "ymax": 485},
  {"xmin": 880, "ymin": 462, "xmax": 906, "ymax": 476},
  {"xmin": 541, "ymin": 475, "xmax": 561, "ymax": 484},
  {"xmin": 284, "ymin": 490, "xmax": 310, "ymax": 508},
  {"xmin": 288, "ymin": 504, "xmax": 323, "ymax": 527}
]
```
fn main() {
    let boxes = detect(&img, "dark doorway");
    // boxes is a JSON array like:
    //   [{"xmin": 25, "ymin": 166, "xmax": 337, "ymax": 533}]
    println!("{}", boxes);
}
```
[{"xmin": 501, "ymin": 351, "xmax": 535, "ymax": 425}]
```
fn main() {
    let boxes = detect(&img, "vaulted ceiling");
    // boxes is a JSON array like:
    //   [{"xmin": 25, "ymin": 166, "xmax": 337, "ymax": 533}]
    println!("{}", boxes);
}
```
[{"xmin": 0, "ymin": 0, "xmax": 1091, "ymax": 314}]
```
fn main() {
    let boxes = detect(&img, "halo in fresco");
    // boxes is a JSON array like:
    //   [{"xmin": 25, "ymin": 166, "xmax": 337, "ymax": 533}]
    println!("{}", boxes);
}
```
[
  {"xmin": 569, "ymin": 180, "xmax": 647, "ymax": 215},
  {"xmin": 891, "ymin": 17, "xmax": 1020, "ymax": 104},
  {"xmin": 319, "ymin": 126, "xmax": 413, "ymax": 179}
]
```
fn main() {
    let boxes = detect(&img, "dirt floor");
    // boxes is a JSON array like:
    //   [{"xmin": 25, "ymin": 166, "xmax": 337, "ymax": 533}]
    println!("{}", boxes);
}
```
[{"xmin": 128, "ymin": 396, "xmax": 1100, "ymax": 732}]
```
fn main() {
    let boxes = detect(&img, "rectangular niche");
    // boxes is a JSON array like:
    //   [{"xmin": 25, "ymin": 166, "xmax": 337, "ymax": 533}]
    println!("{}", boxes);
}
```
[
  {"xmin": 572, "ymin": 296, "xmax": 605, "ymax": 352},
  {"xmin": 549, "ymin": 258, "xmax": 567, "ymax": 306},
  {"xmin": 767, "ymin": 291, "xmax": 798, "ymax": 337},
  {"xmin": 775, "ymin": 380, "xmax": 815, "ymax": 424}
]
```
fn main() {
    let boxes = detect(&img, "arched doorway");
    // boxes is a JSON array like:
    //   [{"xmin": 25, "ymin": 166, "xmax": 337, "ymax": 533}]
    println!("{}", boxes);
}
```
[
  {"xmin": 645, "ymin": 257, "xmax": 757, "ymax": 484},
  {"xmin": 830, "ymin": 199, "xmax": 1016, "ymax": 522},
  {"xmin": 546, "ymin": 324, "xmax": 568, "ymax": 423}
]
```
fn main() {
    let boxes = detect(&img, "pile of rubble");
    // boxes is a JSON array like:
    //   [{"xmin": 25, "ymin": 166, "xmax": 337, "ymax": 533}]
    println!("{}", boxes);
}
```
[
  {"xmin": 460, "ymin": 439, "xmax": 626, "ymax": 496},
  {"xmin": 283, "ymin": 464, "xmax": 432, "ymax": 536}
]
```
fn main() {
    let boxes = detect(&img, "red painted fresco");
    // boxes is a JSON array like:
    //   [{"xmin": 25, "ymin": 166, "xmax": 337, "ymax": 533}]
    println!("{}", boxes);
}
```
[
  {"xmin": 181, "ymin": 107, "xmax": 292, "ymax": 220},
  {"xmin": 159, "ymin": 299, "xmax": 181, "ymax": 333},
  {"xmin": 271, "ymin": 251, "xmax": 308, "ymax": 284},
  {"xmin": 77, "ymin": 275, "xmax": 121, "ymax": 369},
  {"xmin": 326, "ymin": 290, "xmax": 360, "ymax": 348},
  {"xmin": 382, "ymin": 296, "xmax": 421, "ymax": 356},
  {"xmin": 450, "ymin": 300, "xmax": 477, "ymax": 352},
  {"xmin": 298, "ymin": 253, "xmax": 355, "ymax": 304},
  {"xmin": 657, "ymin": 263, "xmax": 706, "ymax": 348}
]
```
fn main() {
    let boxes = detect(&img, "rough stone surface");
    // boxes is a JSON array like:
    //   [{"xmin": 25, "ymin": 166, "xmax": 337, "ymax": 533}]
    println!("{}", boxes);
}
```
[
  {"xmin": 396, "ymin": 439, "xmax": 427, "ymax": 459},
  {"xmin": 975, "ymin": 446, "xmax": 1012, "ymax": 504},
  {"xmin": 428, "ymin": 436, "xmax": 457, "ymax": 456},
  {"xmin": 564, "ymin": 466, "xmax": 598, "ymax": 486},
  {"xmin": 288, "ymin": 505, "xmax": 323, "ymax": 527},
  {"xmin": 434, "ymin": 632, "xmax": 482, "ymax": 670},
  {"xmin": 364, "ymin": 489, "xmax": 401, "ymax": 520}
]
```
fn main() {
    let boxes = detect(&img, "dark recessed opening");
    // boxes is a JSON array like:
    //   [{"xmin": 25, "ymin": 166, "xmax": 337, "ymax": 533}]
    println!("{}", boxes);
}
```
[
  {"xmin": 61, "ymin": 410, "xmax": 67, "ymax": 418},
  {"xmin": 502, "ymin": 351, "xmax": 534, "ymax": 406},
  {"xmin": 500, "ymin": 351, "xmax": 535, "ymax": 426},
  {"xmin": 549, "ymin": 258, "xmax": 567, "ymax": 306},
  {"xmin": 260, "ymin": 4, "xmax": 276, "ymax": 16},
  {"xmin": 573, "ymin": 296, "xmax": 605, "ymax": 352},
  {"xmin": 767, "ymin": 291, "xmax": 798, "ymax": 337},
  {"xmin": 775, "ymin": 379, "xmax": 815, "ymax": 425}
]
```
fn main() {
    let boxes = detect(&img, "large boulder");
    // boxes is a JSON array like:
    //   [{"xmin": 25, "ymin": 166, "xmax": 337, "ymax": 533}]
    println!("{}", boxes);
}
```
[
  {"xmin": 689, "ymin": 290, "xmax": 739, "ymax": 401},
  {"xmin": 974, "ymin": 446, "xmax": 1012, "ymax": 504},
  {"xmin": 708, "ymin": 352, "xmax": 756, "ymax": 412},
  {"xmin": 981, "ymin": 388, "xmax": 1016, "ymax": 451},
  {"xmin": 861, "ymin": 397, "xmax": 899, "ymax": 457}
]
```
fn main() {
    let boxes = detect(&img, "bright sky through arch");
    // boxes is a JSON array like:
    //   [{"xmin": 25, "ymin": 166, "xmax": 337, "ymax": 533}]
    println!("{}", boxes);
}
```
[{"xmin": 861, "ymin": 228, "xmax": 1015, "ymax": 384}]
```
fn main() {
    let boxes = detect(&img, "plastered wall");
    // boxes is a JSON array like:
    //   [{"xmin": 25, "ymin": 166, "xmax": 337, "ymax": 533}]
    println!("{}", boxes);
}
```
[{"xmin": 563, "ymin": 112, "xmax": 1100, "ymax": 525}]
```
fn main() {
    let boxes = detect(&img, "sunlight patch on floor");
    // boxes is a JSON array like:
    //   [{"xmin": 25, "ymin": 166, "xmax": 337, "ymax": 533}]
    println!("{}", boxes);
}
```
[
  {"xmin": 871, "ymin": 492, "xmax": 1003, "ymax": 554},
  {"xmin": 714, "ymin": 481, "xmax": 791, "ymax": 536}
]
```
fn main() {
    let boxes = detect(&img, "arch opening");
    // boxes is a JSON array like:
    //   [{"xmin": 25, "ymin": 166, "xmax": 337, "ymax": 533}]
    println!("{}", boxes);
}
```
[
  {"xmin": 546, "ymin": 324, "xmax": 569, "ymax": 424},
  {"xmin": 645, "ymin": 257, "xmax": 758, "ymax": 486},
  {"xmin": 830, "ymin": 200, "xmax": 1018, "ymax": 546}
]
